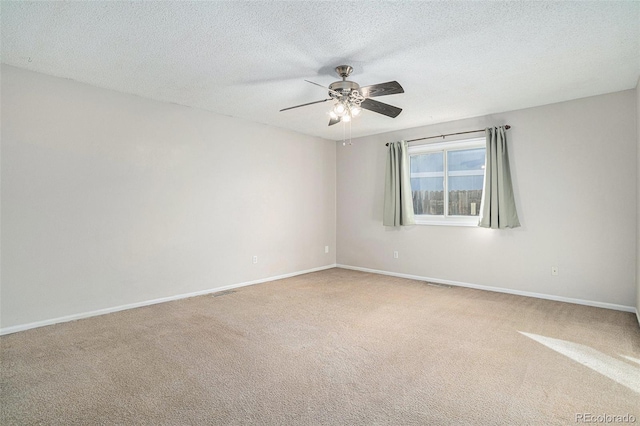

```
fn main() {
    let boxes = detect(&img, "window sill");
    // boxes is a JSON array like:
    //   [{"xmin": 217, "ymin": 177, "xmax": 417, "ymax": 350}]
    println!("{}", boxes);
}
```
[{"xmin": 414, "ymin": 217, "xmax": 480, "ymax": 227}]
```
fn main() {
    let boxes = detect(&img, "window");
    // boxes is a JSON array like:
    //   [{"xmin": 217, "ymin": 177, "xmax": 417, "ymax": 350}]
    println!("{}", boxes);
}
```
[{"xmin": 408, "ymin": 137, "xmax": 486, "ymax": 226}]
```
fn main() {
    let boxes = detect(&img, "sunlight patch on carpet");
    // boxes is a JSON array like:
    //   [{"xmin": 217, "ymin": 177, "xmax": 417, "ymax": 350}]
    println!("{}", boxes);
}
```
[
  {"xmin": 518, "ymin": 331, "xmax": 640, "ymax": 394},
  {"xmin": 620, "ymin": 355, "xmax": 640, "ymax": 367}
]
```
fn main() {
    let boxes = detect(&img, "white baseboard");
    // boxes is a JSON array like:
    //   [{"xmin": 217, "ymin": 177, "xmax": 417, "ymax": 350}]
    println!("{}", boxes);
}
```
[
  {"xmin": 0, "ymin": 264, "xmax": 337, "ymax": 336},
  {"xmin": 337, "ymin": 264, "xmax": 637, "ymax": 314}
]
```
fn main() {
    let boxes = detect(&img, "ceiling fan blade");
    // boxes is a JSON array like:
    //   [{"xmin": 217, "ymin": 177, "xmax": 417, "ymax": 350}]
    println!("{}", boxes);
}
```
[
  {"xmin": 360, "ymin": 98, "xmax": 402, "ymax": 118},
  {"xmin": 304, "ymin": 80, "xmax": 341, "ymax": 97},
  {"xmin": 328, "ymin": 117, "xmax": 340, "ymax": 126},
  {"xmin": 280, "ymin": 98, "xmax": 331, "ymax": 112},
  {"xmin": 360, "ymin": 81, "xmax": 404, "ymax": 98}
]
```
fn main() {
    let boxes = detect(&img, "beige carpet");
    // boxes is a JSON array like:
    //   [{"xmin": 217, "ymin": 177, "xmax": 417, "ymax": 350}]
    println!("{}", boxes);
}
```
[{"xmin": 1, "ymin": 268, "xmax": 639, "ymax": 425}]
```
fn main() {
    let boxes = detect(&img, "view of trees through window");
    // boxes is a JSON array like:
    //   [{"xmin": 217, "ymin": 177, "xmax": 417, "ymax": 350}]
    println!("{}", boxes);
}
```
[{"xmin": 410, "ymin": 147, "xmax": 486, "ymax": 217}]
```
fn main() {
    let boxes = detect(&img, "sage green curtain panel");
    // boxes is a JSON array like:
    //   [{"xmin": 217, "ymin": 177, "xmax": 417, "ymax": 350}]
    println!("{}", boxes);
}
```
[
  {"xmin": 479, "ymin": 126, "xmax": 520, "ymax": 229},
  {"xmin": 383, "ymin": 141, "xmax": 415, "ymax": 226}
]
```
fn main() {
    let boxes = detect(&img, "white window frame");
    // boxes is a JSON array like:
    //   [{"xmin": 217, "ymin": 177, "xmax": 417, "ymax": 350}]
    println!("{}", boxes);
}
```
[{"xmin": 408, "ymin": 137, "xmax": 486, "ymax": 227}]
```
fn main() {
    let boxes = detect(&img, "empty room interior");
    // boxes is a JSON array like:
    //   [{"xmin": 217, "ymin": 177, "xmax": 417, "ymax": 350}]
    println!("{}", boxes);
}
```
[{"xmin": 1, "ymin": 2, "xmax": 640, "ymax": 425}]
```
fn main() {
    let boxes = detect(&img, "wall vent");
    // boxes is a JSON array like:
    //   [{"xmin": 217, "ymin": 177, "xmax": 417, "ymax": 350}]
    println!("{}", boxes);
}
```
[
  {"xmin": 424, "ymin": 281, "xmax": 452, "ymax": 289},
  {"xmin": 211, "ymin": 290, "xmax": 236, "ymax": 298}
]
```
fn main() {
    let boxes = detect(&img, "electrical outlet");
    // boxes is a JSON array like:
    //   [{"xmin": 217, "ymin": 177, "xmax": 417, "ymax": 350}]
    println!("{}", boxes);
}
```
[
  {"xmin": 325, "ymin": 246, "xmax": 329, "ymax": 254},
  {"xmin": 252, "ymin": 256, "xmax": 258, "ymax": 264},
  {"xmin": 393, "ymin": 251, "xmax": 399, "ymax": 259},
  {"xmin": 551, "ymin": 266, "xmax": 558, "ymax": 276}
]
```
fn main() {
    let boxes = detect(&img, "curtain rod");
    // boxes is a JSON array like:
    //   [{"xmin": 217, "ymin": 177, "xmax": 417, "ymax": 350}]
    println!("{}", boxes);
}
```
[{"xmin": 385, "ymin": 125, "xmax": 511, "ymax": 146}]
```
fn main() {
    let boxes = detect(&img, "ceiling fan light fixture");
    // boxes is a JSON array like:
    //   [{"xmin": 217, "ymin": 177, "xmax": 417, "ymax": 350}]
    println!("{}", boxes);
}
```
[
  {"xmin": 333, "ymin": 102, "xmax": 346, "ymax": 116},
  {"xmin": 341, "ymin": 114, "xmax": 351, "ymax": 122},
  {"xmin": 329, "ymin": 110, "xmax": 338, "ymax": 119},
  {"xmin": 350, "ymin": 106, "xmax": 361, "ymax": 116}
]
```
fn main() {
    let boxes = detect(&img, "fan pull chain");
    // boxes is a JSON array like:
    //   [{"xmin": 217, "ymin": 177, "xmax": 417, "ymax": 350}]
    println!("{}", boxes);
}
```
[
  {"xmin": 341, "ymin": 118, "xmax": 353, "ymax": 146},
  {"xmin": 342, "ymin": 120, "xmax": 346, "ymax": 146}
]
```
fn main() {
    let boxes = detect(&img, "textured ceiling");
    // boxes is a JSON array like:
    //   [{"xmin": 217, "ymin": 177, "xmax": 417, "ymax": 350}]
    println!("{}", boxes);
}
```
[{"xmin": 2, "ymin": 1, "xmax": 639, "ymax": 140}]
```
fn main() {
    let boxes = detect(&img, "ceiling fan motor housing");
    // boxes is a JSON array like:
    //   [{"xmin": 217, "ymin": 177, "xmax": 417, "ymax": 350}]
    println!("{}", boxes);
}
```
[{"xmin": 329, "ymin": 80, "xmax": 360, "ymax": 98}]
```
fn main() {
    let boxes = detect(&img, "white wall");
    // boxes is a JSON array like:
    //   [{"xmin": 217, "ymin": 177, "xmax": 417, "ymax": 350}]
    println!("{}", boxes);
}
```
[
  {"xmin": 1, "ymin": 65, "xmax": 336, "ymax": 330},
  {"xmin": 636, "ymin": 77, "xmax": 640, "ymax": 320},
  {"xmin": 337, "ymin": 90, "xmax": 637, "ymax": 308}
]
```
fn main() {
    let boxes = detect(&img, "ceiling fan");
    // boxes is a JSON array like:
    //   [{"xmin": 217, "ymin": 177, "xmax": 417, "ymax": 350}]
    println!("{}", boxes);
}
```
[{"xmin": 280, "ymin": 65, "xmax": 404, "ymax": 126}]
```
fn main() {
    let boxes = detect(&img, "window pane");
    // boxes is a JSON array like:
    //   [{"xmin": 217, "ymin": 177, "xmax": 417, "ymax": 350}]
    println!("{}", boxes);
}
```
[
  {"xmin": 410, "ymin": 152, "xmax": 443, "ymax": 173},
  {"xmin": 448, "ymin": 148, "xmax": 485, "ymax": 172},
  {"xmin": 411, "ymin": 178, "xmax": 444, "ymax": 215},
  {"xmin": 447, "ymin": 148, "xmax": 485, "ymax": 216},
  {"xmin": 411, "ymin": 152, "xmax": 444, "ymax": 216}
]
